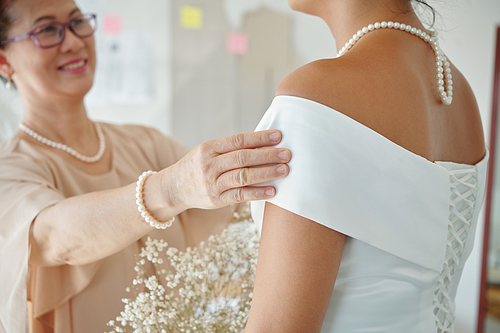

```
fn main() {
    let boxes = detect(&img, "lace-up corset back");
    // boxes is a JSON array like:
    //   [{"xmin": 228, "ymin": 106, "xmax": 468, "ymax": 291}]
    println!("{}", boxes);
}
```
[{"xmin": 433, "ymin": 162, "xmax": 479, "ymax": 333}]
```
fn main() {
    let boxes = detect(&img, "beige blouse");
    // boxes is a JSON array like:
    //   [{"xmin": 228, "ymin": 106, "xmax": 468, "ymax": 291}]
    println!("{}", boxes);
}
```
[{"xmin": 0, "ymin": 123, "xmax": 231, "ymax": 333}]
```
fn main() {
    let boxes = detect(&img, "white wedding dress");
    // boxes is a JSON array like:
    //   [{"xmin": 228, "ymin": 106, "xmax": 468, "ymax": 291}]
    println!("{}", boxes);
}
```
[{"xmin": 251, "ymin": 96, "xmax": 489, "ymax": 333}]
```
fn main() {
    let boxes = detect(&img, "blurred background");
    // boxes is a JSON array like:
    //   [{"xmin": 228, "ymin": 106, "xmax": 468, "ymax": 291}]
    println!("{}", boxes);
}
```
[{"xmin": 0, "ymin": 0, "xmax": 498, "ymax": 332}]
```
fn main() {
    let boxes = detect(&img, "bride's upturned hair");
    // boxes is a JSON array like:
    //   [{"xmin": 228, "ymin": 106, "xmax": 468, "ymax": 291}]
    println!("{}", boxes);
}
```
[{"xmin": 409, "ymin": 0, "xmax": 437, "ymax": 27}]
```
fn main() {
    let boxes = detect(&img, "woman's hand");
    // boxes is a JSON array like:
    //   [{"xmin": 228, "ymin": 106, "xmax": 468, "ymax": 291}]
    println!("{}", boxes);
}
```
[{"xmin": 163, "ymin": 130, "xmax": 291, "ymax": 211}]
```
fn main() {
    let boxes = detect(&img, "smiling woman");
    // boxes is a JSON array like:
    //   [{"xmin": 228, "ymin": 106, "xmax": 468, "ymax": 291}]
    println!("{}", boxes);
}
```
[
  {"xmin": 0, "ymin": 2, "xmax": 97, "ymax": 103},
  {"xmin": 0, "ymin": 0, "xmax": 291, "ymax": 332}
]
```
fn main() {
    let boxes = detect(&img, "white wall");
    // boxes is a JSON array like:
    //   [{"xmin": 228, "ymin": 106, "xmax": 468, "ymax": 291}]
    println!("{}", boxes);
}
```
[{"xmin": 0, "ymin": 84, "xmax": 22, "ymax": 142}]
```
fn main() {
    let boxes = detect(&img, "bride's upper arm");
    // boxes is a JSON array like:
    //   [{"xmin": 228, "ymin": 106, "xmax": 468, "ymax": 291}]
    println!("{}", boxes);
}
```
[{"xmin": 244, "ymin": 202, "xmax": 345, "ymax": 333}]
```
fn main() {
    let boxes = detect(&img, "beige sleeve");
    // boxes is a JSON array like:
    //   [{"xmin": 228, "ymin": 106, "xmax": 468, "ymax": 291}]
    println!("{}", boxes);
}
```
[
  {"xmin": 0, "ymin": 152, "xmax": 65, "ymax": 333},
  {"xmin": 146, "ymin": 127, "xmax": 190, "ymax": 169}
]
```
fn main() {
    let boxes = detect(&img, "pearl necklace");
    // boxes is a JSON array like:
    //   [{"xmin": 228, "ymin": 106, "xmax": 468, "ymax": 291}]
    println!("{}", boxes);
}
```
[
  {"xmin": 337, "ymin": 22, "xmax": 453, "ymax": 105},
  {"xmin": 19, "ymin": 122, "xmax": 106, "ymax": 163}
]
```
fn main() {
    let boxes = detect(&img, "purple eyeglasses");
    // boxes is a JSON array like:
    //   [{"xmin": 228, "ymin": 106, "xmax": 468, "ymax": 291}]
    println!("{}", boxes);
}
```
[{"xmin": 0, "ymin": 13, "xmax": 97, "ymax": 49}]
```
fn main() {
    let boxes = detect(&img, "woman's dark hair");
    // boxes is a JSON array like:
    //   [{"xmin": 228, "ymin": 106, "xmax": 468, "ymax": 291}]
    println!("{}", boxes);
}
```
[
  {"xmin": 0, "ymin": 0, "xmax": 15, "ymax": 48},
  {"xmin": 0, "ymin": 0, "xmax": 16, "ymax": 88}
]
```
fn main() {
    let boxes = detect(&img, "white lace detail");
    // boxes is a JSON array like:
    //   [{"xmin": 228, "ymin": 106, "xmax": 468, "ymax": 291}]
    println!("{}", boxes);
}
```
[{"xmin": 433, "ymin": 167, "xmax": 478, "ymax": 333}]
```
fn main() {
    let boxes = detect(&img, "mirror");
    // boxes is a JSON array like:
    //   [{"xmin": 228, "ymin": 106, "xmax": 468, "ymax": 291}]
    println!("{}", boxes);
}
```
[{"xmin": 479, "ymin": 25, "xmax": 500, "ymax": 333}]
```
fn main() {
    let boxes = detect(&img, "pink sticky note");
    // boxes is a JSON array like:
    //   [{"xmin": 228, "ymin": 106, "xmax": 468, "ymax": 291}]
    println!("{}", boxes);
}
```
[
  {"xmin": 227, "ymin": 32, "xmax": 248, "ymax": 55},
  {"xmin": 103, "ymin": 15, "xmax": 122, "ymax": 35}
]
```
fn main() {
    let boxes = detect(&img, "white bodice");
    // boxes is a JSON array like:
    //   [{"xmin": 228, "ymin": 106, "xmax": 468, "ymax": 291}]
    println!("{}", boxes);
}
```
[{"xmin": 251, "ymin": 96, "xmax": 488, "ymax": 333}]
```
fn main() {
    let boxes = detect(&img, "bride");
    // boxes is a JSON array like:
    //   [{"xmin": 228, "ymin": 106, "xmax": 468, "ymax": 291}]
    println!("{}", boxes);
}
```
[{"xmin": 247, "ymin": 0, "xmax": 488, "ymax": 332}]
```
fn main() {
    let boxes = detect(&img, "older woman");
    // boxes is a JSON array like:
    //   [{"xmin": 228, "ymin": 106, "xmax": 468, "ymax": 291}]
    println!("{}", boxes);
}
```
[
  {"xmin": 0, "ymin": 0, "xmax": 291, "ymax": 332},
  {"xmin": 246, "ymin": 0, "xmax": 488, "ymax": 332}
]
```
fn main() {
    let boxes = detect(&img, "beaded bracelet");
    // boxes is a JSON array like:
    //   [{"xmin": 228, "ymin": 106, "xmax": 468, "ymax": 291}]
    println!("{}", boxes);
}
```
[{"xmin": 136, "ymin": 170, "xmax": 175, "ymax": 229}]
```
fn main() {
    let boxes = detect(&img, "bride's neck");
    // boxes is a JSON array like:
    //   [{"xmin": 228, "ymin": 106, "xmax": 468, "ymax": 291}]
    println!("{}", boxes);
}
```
[{"xmin": 313, "ymin": 0, "xmax": 427, "ymax": 52}]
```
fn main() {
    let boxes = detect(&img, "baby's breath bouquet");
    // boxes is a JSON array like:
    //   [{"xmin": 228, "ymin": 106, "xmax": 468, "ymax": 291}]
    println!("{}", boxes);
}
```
[{"xmin": 107, "ymin": 204, "xmax": 259, "ymax": 333}]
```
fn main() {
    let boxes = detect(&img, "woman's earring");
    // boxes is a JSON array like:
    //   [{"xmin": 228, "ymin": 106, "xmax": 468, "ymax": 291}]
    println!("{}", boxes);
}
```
[{"xmin": 5, "ymin": 75, "xmax": 12, "ymax": 90}]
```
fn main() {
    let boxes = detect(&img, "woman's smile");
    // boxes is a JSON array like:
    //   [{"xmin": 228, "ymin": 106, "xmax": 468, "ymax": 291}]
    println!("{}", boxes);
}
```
[{"xmin": 58, "ymin": 57, "xmax": 87, "ymax": 73}]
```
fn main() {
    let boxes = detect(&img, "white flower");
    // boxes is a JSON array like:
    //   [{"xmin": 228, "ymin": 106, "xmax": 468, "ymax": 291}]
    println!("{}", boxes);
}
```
[{"xmin": 107, "ymin": 204, "xmax": 258, "ymax": 333}]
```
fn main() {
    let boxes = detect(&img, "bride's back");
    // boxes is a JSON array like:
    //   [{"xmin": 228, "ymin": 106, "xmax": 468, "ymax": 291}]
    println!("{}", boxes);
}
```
[{"xmin": 276, "ymin": 23, "xmax": 485, "ymax": 165}]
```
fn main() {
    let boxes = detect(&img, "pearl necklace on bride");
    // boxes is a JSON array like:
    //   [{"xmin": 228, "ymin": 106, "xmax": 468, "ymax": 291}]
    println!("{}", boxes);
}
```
[
  {"xmin": 19, "ymin": 122, "xmax": 106, "ymax": 163},
  {"xmin": 337, "ymin": 21, "xmax": 453, "ymax": 105}
]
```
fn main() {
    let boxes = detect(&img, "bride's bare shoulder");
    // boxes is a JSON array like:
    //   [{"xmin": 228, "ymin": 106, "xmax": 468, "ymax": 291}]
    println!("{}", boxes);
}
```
[
  {"xmin": 275, "ymin": 52, "xmax": 400, "ymax": 127},
  {"xmin": 276, "ymin": 57, "xmax": 358, "ymax": 109},
  {"xmin": 274, "ymin": 38, "xmax": 485, "ymax": 164}
]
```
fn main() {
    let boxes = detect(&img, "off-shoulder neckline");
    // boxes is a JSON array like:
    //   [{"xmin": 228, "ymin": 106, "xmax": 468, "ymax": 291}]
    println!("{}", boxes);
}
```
[{"xmin": 274, "ymin": 95, "xmax": 489, "ymax": 169}]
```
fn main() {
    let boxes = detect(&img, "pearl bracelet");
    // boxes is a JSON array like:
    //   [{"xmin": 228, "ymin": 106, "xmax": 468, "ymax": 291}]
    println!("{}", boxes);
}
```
[{"xmin": 136, "ymin": 170, "xmax": 175, "ymax": 229}]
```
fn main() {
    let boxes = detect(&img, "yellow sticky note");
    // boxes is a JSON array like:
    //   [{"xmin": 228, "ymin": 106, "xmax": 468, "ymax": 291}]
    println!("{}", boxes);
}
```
[{"xmin": 180, "ymin": 6, "xmax": 203, "ymax": 30}]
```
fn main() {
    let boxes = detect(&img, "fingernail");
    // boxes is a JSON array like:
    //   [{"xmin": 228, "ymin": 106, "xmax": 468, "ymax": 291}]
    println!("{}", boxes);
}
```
[
  {"xmin": 265, "ymin": 188, "xmax": 275, "ymax": 196},
  {"xmin": 277, "ymin": 165, "xmax": 287, "ymax": 174},
  {"xmin": 278, "ymin": 150, "xmax": 289, "ymax": 161},
  {"xmin": 270, "ymin": 131, "xmax": 281, "ymax": 142}
]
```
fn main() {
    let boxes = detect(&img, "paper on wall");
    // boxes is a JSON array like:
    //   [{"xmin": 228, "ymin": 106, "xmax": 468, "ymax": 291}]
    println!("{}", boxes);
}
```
[
  {"xmin": 86, "ymin": 30, "xmax": 153, "ymax": 106},
  {"xmin": 180, "ymin": 5, "xmax": 203, "ymax": 29}
]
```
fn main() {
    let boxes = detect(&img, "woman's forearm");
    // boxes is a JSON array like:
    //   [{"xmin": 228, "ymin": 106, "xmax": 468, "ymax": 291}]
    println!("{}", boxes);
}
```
[{"xmin": 29, "ymin": 172, "xmax": 171, "ymax": 267}]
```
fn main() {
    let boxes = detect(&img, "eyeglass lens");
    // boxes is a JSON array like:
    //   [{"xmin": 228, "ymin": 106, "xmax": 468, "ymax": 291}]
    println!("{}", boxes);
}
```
[{"xmin": 34, "ymin": 15, "xmax": 96, "ymax": 48}]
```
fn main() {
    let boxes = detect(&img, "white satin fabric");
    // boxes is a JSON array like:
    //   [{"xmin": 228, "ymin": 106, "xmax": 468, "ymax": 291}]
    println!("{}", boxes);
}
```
[{"xmin": 251, "ymin": 96, "xmax": 489, "ymax": 333}]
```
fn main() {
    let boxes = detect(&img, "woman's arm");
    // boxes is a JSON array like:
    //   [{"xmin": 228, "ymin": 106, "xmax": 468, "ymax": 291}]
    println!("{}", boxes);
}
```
[
  {"xmin": 29, "ymin": 130, "xmax": 291, "ymax": 267},
  {"xmin": 244, "ymin": 203, "xmax": 345, "ymax": 333}
]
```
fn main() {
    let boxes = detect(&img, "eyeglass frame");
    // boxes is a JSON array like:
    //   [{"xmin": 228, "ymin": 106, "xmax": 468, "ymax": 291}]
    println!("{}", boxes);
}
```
[{"xmin": 0, "ymin": 13, "xmax": 97, "ymax": 49}]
